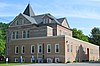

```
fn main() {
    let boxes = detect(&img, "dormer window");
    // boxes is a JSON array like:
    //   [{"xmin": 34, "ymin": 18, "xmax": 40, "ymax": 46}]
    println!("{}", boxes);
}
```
[
  {"xmin": 16, "ymin": 18, "xmax": 22, "ymax": 25},
  {"xmin": 43, "ymin": 18, "xmax": 52, "ymax": 24},
  {"xmin": 16, "ymin": 21, "xmax": 19, "ymax": 25},
  {"xmin": 43, "ymin": 18, "xmax": 49, "ymax": 24}
]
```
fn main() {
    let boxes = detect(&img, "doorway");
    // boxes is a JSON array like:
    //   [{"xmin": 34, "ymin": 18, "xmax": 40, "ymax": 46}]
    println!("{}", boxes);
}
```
[{"xmin": 87, "ymin": 48, "xmax": 89, "ymax": 61}]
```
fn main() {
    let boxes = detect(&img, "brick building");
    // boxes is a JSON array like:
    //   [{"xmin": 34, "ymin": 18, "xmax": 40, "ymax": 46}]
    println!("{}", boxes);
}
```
[{"xmin": 6, "ymin": 4, "xmax": 99, "ymax": 63}]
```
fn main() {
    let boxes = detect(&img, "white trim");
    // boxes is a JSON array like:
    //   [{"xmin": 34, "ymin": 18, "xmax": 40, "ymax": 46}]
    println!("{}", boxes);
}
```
[
  {"xmin": 38, "ymin": 44, "xmax": 42, "ymax": 53},
  {"xmin": 15, "ymin": 46, "xmax": 18, "ymax": 54},
  {"xmin": 15, "ymin": 58, "xmax": 18, "ymax": 62},
  {"xmin": 31, "ymin": 45, "xmax": 35, "ymax": 54},
  {"xmin": 21, "ymin": 45, "xmax": 25, "ymax": 54},
  {"xmin": 47, "ymin": 44, "xmax": 51, "ymax": 53},
  {"xmin": 55, "ymin": 44, "xmax": 59, "ymax": 53},
  {"xmin": 55, "ymin": 58, "xmax": 60, "ymax": 63}
]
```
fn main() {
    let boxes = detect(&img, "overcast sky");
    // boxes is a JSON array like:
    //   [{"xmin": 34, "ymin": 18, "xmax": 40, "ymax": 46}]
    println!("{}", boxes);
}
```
[{"xmin": 0, "ymin": 0, "xmax": 100, "ymax": 35}]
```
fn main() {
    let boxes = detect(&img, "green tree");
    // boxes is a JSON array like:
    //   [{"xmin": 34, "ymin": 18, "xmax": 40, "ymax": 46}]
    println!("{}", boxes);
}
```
[
  {"xmin": 89, "ymin": 27, "xmax": 100, "ymax": 46},
  {"xmin": 0, "ymin": 29, "xmax": 5, "ymax": 55},
  {"xmin": 0, "ymin": 22, "xmax": 8, "ymax": 55},
  {"xmin": 72, "ymin": 28, "xmax": 89, "ymax": 42}
]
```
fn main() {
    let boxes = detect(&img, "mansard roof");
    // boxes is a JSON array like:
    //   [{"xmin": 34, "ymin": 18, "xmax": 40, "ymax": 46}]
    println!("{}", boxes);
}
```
[
  {"xmin": 57, "ymin": 17, "xmax": 70, "ymax": 28},
  {"xmin": 10, "ymin": 4, "xmax": 70, "ymax": 29},
  {"xmin": 23, "ymin": 3, "xmax": 35, "ymax": 17},
  {"xmin": 32, "ymin": 13, "xmax": 60, "ymax": 24}
]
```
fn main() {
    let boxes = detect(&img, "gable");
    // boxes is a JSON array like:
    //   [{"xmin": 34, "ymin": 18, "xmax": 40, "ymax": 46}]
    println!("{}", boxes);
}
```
[
  {"xmin": 9, "ymin": 13, "xmax": 36, "ymax": 27},
  {"xmin": 61, "ymin": 19, "xmax": 70, "ymax": 28}
]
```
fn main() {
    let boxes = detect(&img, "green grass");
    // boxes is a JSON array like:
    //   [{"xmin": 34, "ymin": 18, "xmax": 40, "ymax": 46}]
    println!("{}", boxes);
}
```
[{"xmin": 0, "ymin": 63, "xmax": 29, "ymax": 66}]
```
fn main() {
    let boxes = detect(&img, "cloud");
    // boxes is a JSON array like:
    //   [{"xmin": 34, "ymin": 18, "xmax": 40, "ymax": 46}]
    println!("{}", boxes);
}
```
[
  {"xmin": 43, "ymin": 0, "xmax": 100, "ymax": 20},
  {"xmin": 88, "ymin": 0, "xmax": 100, "ymax": 2},
  {"xmin": 0, "ymin": 2, "xmax": 24, "ymax": 17},
  {"xmin": 0, "ymin": 2, "xmax": 9, "ymax": 8}
]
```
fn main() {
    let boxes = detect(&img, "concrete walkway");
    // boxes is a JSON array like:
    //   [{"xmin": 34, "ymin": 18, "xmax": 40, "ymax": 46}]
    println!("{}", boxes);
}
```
[{"xmin": 20, "ymin": 63, "xmax": 100, "ymax": 66}]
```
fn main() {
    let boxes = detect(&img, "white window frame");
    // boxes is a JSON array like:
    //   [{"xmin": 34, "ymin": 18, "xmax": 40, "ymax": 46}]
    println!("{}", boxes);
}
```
[
  {"xmin": 55, "ymin": 58, "xmax": 60, "ymax": 63},
  {"xmin": 55, "ymin": 44, "xmax": 59, "ymax": 53},
  {"xmin": 31, "ymin": 45, "xmax": 35, "ymax": 54},
  {"xmin": 22, "ymin": 30, "xmax": 26, "ymax": 38},
  {"xmin": 47, "ymin": 44, "xmax": 51, "ymax": 53},
  {"xmin": 15, "ymin": 58, "xmax": 18, "ymax": 62},
  {"xmin": 15, "ymin": 46, "xmax": 18, "ymax": 54},
  {"xmin": 26, "ymin": 30, "xmax": 30, "ymax": 38},
  {"xmin": 16, "ymin": 31, "xmax": 18, "ymax": 39},
  {"xmin": 21, "ymin": 46, "xmax": 25, "ymax": 54},
  {"xmin": 11, "ymin": 32, "xmax": 15, "ymax": 39},
  {"xmin": 38, "ymin": 44, "xmax": 42, "ymax": 53},
  {"xmin": 47, "ymin": 58, "xmax": 52, "ymax": 63}
]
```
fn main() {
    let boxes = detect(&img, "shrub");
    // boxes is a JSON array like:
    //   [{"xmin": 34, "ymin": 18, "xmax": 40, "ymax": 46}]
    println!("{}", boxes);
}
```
[
  {"xmin": 67, "ymin": 61, "xmax": 71, "ymax": 63},
  {"xmin": 73, "ymin": 60, "xmax": 78, "ymax": 63}
]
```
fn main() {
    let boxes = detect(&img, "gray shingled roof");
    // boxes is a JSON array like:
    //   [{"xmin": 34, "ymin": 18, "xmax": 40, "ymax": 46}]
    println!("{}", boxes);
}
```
[
  {"xmin": 21, "ymin": 13, "xmax": 37, "ymax": 24},
  {"xmin": 23, "ymin": 4, "xmax": 35, "ymax": 17},
  {"xmin": 32, "ymin": 13, "xmax": 60, "ymax": 24},
  {"xmin": 57, "ymin": 18, "xmax": 65, "ymax": 24}
]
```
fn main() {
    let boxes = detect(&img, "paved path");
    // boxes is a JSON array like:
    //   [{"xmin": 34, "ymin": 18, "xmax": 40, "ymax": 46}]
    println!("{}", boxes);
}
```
[{"xmin": 20, "ymin": 63, "xmax": 100, "ymax": 66}]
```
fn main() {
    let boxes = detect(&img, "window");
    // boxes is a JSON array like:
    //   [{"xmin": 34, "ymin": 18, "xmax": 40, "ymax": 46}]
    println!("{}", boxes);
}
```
[
  {"xmin": 12, "ymin": 32, "xmax": 15, "ymax": 39},
  {"xmin": 16, "ymin": 18, "xmax": 22, "ymax": 25},
  {"xmin": 59, "ymin": 30, "xmax": 62, "ymax": 35},
  {"xmin": 43, "ymin": 18, "xmax": 49, "ymax": 24},
  {"xmin": 22, "ymin": 30, "xmax": 26, "ymax": 38},
  {"xmin": 76, "ymin": 46, "xmax": 78, "ymax": 52},
  {"xmin": 47, "ymin": 58, "xmax": 52, "ymax": 63},
  {"xmin": 15, "ymin": 58, "xmax": 18, "ymax": 62},
  {"xmin": 22, "ymin": 30, "xmax": 30, "ymax": 38},
  {"xmin": 15, "ymin": 46, "xmax": 18, "ymax": 54},
  {"xmin": 27, "ymin": 30, "xmax": 29, "ymax": 38},
  {"xmin": 55, "ymin": 44, "xmax": 59, "ymax": 53},
  {"xmin": 55, "ymin": 58, "xmax": 60, "ymax": 63},
  {"xmin": 67, "ymin": 44, "xmax": 69, "ymax": 52},
  {"xmin": 47, "ymin": 44, "xmax": 51, "ymax": 53},
  {"xmin": 38, "ymin": 44, "xmax": 42, "ymax": 53},
  {"xmin": 16, "ymin": 21, "xmax": 19, "ymax": 25},
  {"xmin": 71, "ymin": 45, "xmax": 73, "ymax": 52},
  {"xmin": 19, "ymin": 18, "xmax": 22, "ymax": 25},
  {"xmin": 16, "ymin": 31, "xmax": 18, "ymax": 39},
  {"xmin": 21, "ymin": 46, "xmax": 25, "ymax": 54},
  {"xmin": 31, "ymin": 55, "xmax": 35, "ymax": 62},
  {"xmin": 31, "ymin": 45, "xmax": 35, "ymax": 54},
  {"xmin": 22, "ymin": 58, "xmax": 25, "ymax": 62}
]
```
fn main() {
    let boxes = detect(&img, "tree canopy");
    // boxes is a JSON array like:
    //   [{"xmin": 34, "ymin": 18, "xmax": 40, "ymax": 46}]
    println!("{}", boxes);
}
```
[
  {"xmin": 0, "ymin": 22, "xmax": 8, "ymax": 55},
  {"xmin": 72, "ymin": 28, "xmax": 89, "ymax": 42},
  {"xmin": 89, "ymin": 27, "xmax": 100, "ymax": 46}
]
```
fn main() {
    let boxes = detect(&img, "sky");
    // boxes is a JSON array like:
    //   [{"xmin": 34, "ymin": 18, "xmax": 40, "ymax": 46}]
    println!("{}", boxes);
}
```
[{"xmin": 0, "ymin": 0, "xmax": 100, "ymax": 35}]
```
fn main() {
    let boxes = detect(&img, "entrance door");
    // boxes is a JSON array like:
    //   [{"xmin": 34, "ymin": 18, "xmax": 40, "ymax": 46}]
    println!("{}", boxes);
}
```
[
  {"xmin": 47, "ymin": 58, "xmax": 52, "ymax": 63},
  {"xmin": 38, "ymin": 58, "xmax": 43, "ymax": 63},
  {"xmin": 87, "ymin": 48, "xmax": 89, "ymax": 61}
]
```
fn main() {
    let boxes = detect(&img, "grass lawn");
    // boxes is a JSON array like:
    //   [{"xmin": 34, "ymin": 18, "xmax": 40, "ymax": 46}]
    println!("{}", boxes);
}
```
[{"xmin": 0, "ymin": 63, "xmax": 29, "ymax": 66}]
